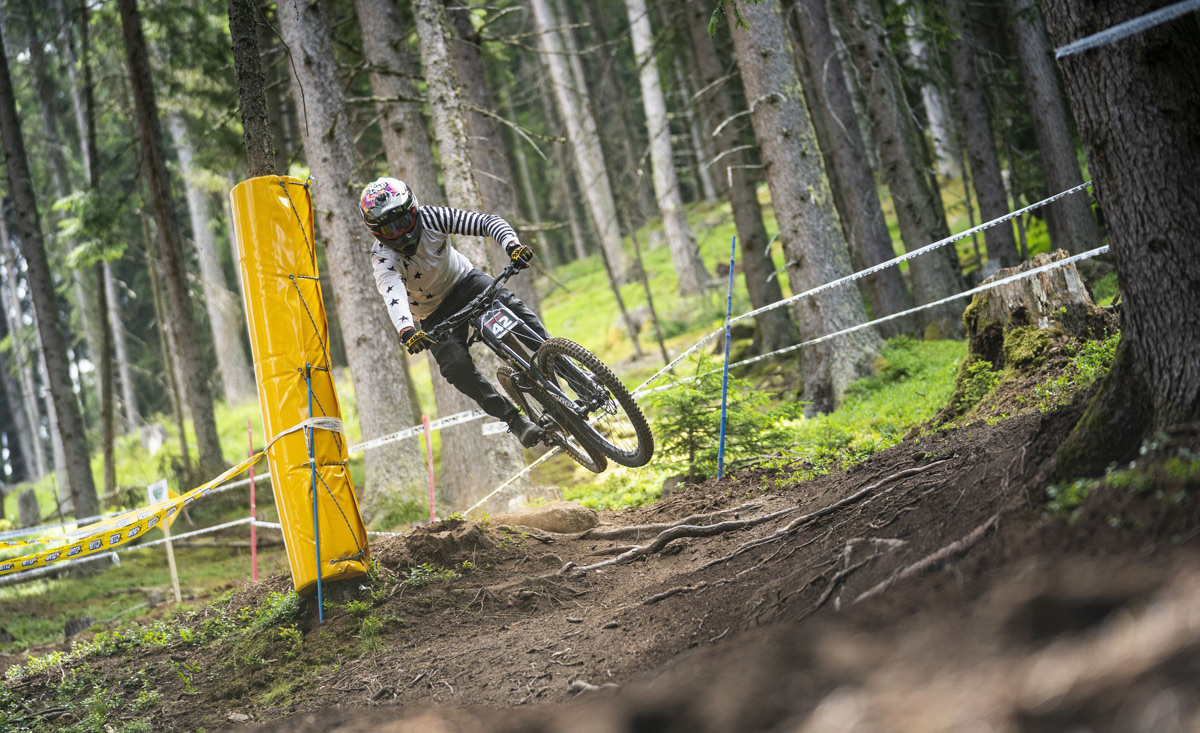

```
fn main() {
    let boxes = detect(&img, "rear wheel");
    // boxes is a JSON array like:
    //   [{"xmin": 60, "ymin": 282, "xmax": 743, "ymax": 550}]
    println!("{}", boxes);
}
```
[
  {"xmin": 497, "ymin": 366, "xmax": 607, "ymax": 473},
  {"xmin": 535, "ymin": 338, "xmax": 654, "ymax": 468}
]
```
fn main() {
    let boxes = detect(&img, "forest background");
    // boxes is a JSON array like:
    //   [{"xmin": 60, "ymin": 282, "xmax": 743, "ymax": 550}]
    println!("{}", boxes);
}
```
[{"xmin": 0, "ymin": 0, "xmax": 1109, "ymax": 529}]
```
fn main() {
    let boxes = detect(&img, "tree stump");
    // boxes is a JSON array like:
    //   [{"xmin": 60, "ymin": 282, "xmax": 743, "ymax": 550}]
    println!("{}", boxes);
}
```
[
  {"xmin": 935, "ymin": 250, "xmax": 1116, "ymax": 422},
  {"xmin": 962, "ymin": 250, "xmax": 1111, "ymax": 371}
]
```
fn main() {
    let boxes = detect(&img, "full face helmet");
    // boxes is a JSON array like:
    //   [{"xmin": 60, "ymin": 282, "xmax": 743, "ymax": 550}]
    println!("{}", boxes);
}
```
[{"xmin": 360, "ymin": 177, "xmax": 422, "ymax": 255}]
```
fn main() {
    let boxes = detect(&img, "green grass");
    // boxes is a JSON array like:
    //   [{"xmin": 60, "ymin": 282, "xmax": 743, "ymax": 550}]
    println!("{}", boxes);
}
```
[
  {"xmin": 0, "ymin": 543, "xmax": 290, "ymax": 653},
  {"xmin": 565, "ymin": 337, "xmax": 966, "ymax": 510}
]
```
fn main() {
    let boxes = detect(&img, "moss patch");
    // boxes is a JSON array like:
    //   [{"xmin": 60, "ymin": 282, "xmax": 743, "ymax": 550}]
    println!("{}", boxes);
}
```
[{"xmin": 1003, "ymin": 326, "xmax": 1052, "ymax": 370}]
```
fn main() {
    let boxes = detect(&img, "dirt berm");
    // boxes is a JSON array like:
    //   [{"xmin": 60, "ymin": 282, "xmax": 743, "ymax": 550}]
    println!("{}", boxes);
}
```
[{"xmin": 205, "ymin": 406, "xmax": 1197, "ymax": 732}]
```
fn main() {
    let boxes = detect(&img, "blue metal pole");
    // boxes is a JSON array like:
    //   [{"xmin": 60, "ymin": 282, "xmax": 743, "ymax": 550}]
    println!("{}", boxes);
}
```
[
  {"xmin": 717, "ymin": 236, "xmax": 737, "ymax": 479},
  {"xmin": 306, "ymin": 363, "xmax": 323, "ymax": 623}
]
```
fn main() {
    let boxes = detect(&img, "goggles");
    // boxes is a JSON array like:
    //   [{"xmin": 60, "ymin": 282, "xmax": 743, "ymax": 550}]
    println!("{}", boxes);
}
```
[{"xmin": 372, "ymin": 207, "xmax": 418, "ymax": 241}]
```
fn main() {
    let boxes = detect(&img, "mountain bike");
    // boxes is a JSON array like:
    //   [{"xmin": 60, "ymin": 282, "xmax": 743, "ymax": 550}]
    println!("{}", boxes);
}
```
[{"xmin": 425, "ymin": 264, "xmax": 654, "ymax": 473}]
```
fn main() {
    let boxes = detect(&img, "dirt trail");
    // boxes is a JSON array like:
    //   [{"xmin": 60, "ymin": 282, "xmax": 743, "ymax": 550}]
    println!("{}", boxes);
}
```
[
  {"xmin": 6, "ymin": 408, "xmax": 1197, "ymax": 732},
  {"xmin": 231, "ymin": 410, "xmax": 1193, "ymax": 733}
]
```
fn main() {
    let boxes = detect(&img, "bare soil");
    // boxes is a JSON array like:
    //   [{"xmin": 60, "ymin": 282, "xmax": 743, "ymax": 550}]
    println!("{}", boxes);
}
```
[{"xmin": 5, "ymin": 404, "xmax": 1199, "ymax": 732}]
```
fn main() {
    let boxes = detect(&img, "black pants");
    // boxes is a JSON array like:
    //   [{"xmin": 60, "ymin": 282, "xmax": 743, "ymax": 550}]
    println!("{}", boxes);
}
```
[{"xmin": 420, "ymin": 269, "xmax": 550, "ymax": 422}]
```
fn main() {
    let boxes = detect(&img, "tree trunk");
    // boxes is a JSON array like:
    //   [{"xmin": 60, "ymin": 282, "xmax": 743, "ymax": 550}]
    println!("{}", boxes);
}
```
[
  {"xmin": 537, "ymin": 65, "xmax": 590, "ymax": 262},
  {"xmin": 442, "ymin": 0, "xmax": 542, "ymax": 313},
  {"xmin": 168, "ymin": 114, "xmax": 256, "ymax": 404},
  {"xmin": 411, "ymin": 0, "xmax": 529, "ymax": 508},
  {"xmin": 685, "ymin": 0, "xmax": 797, "ymax": 354},
  {"xmin": 833, "ymin": 0, "xmax": 967, "ymax": 338},
  {"xmin": 504, "ymin": 81, "xmax": 546, "ymax": 261},
  {"xmin": 579, "ymin": 0, "xmax": 658, "ymax": 227},
  {"xmin": 348, "ymin": 0, "xmax": 437, "ymax": 447},
  {"xmin": 228, "ymin": 0, "xmax": 277, "ymax": 177},
  {"xmin": 23, "ymin": 0, "xmax": 111, "ymax": 470},
  {"xmin": 72, "ymin": 0, "xmax": 132, "ymax": 448},
  {"xmin": 0, "ymin": 29, "xmax": 98, "ymax": 518},
  {"xmin": 905, "ymin": 5, "xmax": 963, "ymax": 179},
  {"xmin": 55, "ymin": 0, "xmax": 91, "ymax": 181},
  {"xmin": 143, "ymin": 208, "xmax": 191, "ymax": 473},
  {"xmin": 1041, "ymin": 0, "xmax": 1200, "ymax": 471},
  {"xmin": 674, "ymin": 64, "xmax": 719, "ymax": 205},
  {"xmin": 353, "ymin": 0, "xmax": 459, "ymax": 490},
  {"xmin": 946, "ymin": 0, "xmax": 1021, "ymax": 272},
  {"xmin": 1006, "ymin": 0, "xmax": 1101, "ymax": 256},
  {"xmin": 73, "ymin": 13, "xmax": 117, "ymax": 503},
  {"xmin": 727, "ymin": 0, "xmax": 881, "ymax": 411},
  {"xmin": 626, "ymin": 0, "xmax": 711, "ymax": 296},
  {"xmin": 354, "ymin": 0, "xmax": 441, "ymax": 200},
  {"xmin": 0, "ymin": 276, "xmax": 32, "ymax": 483},
  {"xmin": 117, "ymin": 0, "xmax": 225, "ymax": 475},
  {"xmin": 791, "ymin": 0, "xmax": 914, "ymax": 335},
  {"xmin": 93, "ymin": 259, "xmax": 114, "ymax": 502},
  {"xmin": 0, "ymin": 217, "xmax": 46, "ymax": 479},
  {"xmin": 104, "ymin": 262, "xmax": 139, "ymax": 430},
  {"xmin": 40, "ymin": 346, "xmax": 71, "ymax": 514},
  {"xmin": 276, "ymin": 0, "xmax": 430, "ymax": 517},
  {"xmin": 530, "ymin": 0, "xmax": 630, "ymax": 280}
]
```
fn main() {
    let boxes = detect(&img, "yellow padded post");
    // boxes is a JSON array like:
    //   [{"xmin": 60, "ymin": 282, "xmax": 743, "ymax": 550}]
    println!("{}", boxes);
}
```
[{"xmin": 229, "ymin": 175, "xmax": 368, "ymax": 594}]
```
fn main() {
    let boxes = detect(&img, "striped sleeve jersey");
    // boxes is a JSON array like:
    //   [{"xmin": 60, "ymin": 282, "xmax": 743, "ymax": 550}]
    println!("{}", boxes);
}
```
[{"xmin": 371, "ymin": 206, "xmax": 521, "ymax": 330}]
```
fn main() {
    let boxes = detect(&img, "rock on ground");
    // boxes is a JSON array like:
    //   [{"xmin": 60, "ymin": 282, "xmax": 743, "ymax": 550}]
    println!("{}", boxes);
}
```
[{"xmin": 492, "ymin": 501, "xmax": 599, "ymax": 533}]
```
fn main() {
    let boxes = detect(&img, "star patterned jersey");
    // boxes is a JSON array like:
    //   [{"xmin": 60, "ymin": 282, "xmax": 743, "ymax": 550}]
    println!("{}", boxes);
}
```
[{"xmin": 371, "ymin": 206, "xmax": 519, "ymax": 331}]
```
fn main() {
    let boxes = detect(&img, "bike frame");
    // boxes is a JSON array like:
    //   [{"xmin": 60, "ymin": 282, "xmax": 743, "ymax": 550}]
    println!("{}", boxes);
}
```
[{"xmin": 428, "ymin": 267, "xmax": 602, "ymax": 419}]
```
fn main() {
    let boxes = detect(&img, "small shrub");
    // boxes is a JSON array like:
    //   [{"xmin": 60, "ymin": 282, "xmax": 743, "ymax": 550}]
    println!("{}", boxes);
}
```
[
  {"xmin": 1045, "ymin": 478, "xmax": 1097, "ymax": 518},
  {"xmin": 254, "ymin": 592, "xmax": 303, "ymax": 629},
  {"xmin": 1035, "ymin": 333, "xmax": 1119, "ymax": 411},
  {"xmin": 403, "ymin": 563, "xmax": 460, "ymax": 587},
  {"xmin": 648, "ymin": 354, "xmax": 804, "ymax": 480},
  {"xmin": 278, "ymin": 626, "xmax": 303, "ymax": 659},
  {"xmin": 132, "ymin": 689, "xmax": 162, "ymax": 712}
]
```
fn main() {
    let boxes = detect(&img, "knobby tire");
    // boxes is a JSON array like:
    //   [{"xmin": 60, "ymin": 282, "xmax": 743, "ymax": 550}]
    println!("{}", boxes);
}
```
[
  {"xmin": 496, "ymin": 365, "xmax": 607, "ymax": 474},
  {"xmin": 535, "ymin": 338, "xmax": 654, "ymax": 468}
]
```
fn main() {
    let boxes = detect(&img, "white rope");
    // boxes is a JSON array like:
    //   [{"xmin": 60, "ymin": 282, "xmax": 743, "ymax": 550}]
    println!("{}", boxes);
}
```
[
  {"xmin": 460, "ymin": 447, "xmax": 561, "ymax": 517},
  {"xmin": 348, "ymin": 409, "xmax": 486, "ymax": 454},
  {"xmin": 729, "ymin": 181, "xmax": 1093, "ymax": 326},
  {"xmin": 630, "ymin": 182, "xmax": 1094, "ymax": 397},
  {"xmin": 636, "ymin": 247, "xmax": 1110, "ymax": 396},
  {"xmin": 1056, "ymin": 0, "xmax": 1200, "ymax": 58},
  {"xmin": 133, "ymin": 518, "xmax": 254, "ymax": 550}
]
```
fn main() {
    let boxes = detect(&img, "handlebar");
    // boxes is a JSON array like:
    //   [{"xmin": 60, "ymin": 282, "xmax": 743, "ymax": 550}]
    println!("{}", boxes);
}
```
[{"xmin": 426, "ymin": 264, "xmax": 520, "ymax": 342}]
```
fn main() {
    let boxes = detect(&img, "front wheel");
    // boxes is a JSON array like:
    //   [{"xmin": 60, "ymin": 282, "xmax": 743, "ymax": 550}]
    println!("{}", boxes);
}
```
[
  {"xmin": 535, "ymin": 338, "xmax": 654, "ymax": 468},
  {"xmin": 497, "ymin": 366, "xmax": 607, "ymax": 474}
]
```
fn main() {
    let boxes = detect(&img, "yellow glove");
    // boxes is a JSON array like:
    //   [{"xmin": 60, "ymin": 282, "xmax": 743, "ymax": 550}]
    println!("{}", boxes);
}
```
[
  {"xmin": 399, "ymin": 327, "xmax": 435, "ymax": 355},
  {"xmin": 508, "ymin": 243, "xmax": 534, "ymax": 269}
]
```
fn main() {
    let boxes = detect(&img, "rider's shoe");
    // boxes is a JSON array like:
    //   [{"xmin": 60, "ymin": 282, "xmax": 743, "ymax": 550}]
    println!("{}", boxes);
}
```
[{"xmin": 507, "ymin": 414, "xmax": 543, "ymax": 448}]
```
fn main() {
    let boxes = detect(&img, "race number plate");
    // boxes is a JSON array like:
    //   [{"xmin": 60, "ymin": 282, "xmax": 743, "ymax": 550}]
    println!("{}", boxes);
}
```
[{"xmin": 482, "ymin": 302, "xmax": 522, "ymax": 339}]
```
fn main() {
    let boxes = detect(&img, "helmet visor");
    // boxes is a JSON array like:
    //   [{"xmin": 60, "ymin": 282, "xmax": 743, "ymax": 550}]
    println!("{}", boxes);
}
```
[{"xmin": 372, "ymin": 207, "xmax": 418, "ymax": 241}]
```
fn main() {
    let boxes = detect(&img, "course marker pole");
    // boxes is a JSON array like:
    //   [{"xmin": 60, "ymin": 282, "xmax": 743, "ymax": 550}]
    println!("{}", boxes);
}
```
[
  {"xmin": 306, "ymin": 364, "xmax": 323, "ymax": 623},
  {"xmin": 422, "ymin": 414, "xmax": 436, "ymax": 522},
  {"xmin": 149, "ymin": 478, "xmax": 183, "ymax": 604},
  {"xmin": 248, "ymin": 419, "xmax": 258, "ymax": 583},
  {"xmin": 717, "ymin": 236, "xmax": 737, "ymax": 479}
]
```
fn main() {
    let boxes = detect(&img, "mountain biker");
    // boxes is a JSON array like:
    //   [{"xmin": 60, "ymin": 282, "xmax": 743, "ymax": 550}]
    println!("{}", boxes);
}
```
[{"xmin": 360, "ymin": 176, "xmax": 547, "ymax": 448}]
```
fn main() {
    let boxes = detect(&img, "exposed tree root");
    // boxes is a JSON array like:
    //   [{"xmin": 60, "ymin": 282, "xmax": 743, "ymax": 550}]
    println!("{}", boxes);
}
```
[
  {"xmin": 572, "ymin": 506, "xmax": 800, "ymax": 573},
  {"xmin": 643, "ymin": 581, "xmax": 709, "ymax": 606},
  {"xmin": 853, "ymin": 513, "xmax": 1000, "ymax": 604},
  {"xmin": 575, "ymin": 502, "xmax": 765, "ymax": 541},
  {"xmin": 702, "ymin": 461, "xmax": 949, "ymax": 570}
]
